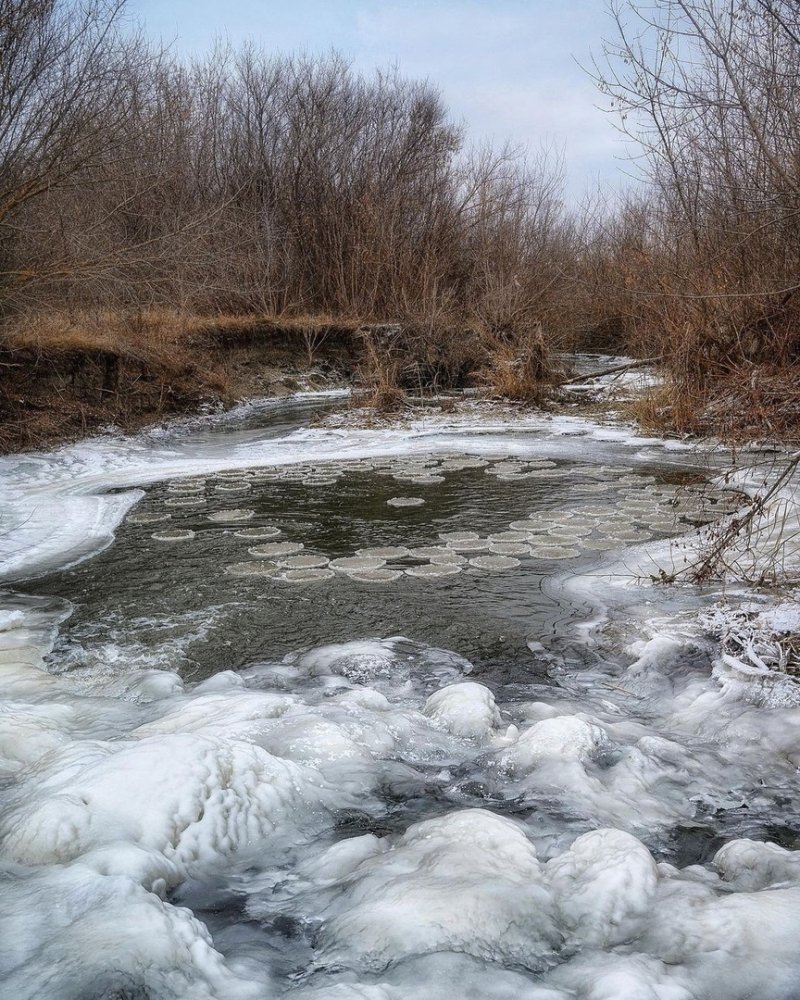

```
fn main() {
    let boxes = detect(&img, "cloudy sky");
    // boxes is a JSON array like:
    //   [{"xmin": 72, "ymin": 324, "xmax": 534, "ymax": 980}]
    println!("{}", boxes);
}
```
[{"xmin": 130, "ymin": 0, "xmax": 630, "ymax": 200}]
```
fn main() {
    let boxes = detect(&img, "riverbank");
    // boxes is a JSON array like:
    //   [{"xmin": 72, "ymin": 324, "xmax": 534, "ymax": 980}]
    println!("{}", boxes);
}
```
[
  {"xmin": 0, "ymin": 304, "xmax": 644, "ymax": 457},
  {"xmin": 0, "ymin": 311, "xmax": 365, "ymax": 453}
]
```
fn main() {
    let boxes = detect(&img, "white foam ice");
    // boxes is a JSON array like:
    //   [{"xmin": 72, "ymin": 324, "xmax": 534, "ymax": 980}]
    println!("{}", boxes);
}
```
[
  {"xmin": 309, "ymin": 809, "xmax": 558, "ymax": 972},
  {"xmin": 0, "ymin": 732, "xmax": 349, "ymax": 868},
  {"xmin": 423, "ymin": 682, "xmax": 503, "ymax": 739},
  {"xmin": 6, "ymin": 580, "xmax": 800, "ymax": 998},
  {"xmin": 270, "ymin": 637, "xmax": 474, "ymax": 698},
  {"xmin": 0, "ymin": 857, "xmax": 264, "ymax": 1000},
  {"xmin": 498, "ymin": 715, "xmax": 608, "ymax": 772},
  {"xmin": 253, "ymin": 809, "xmax": 800, "ymax": 1000}
]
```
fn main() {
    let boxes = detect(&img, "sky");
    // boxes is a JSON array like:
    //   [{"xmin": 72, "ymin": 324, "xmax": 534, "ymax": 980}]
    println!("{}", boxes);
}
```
[{"xmin": 130, "ymin": 0, "xmax": 631, "ymax": 201}]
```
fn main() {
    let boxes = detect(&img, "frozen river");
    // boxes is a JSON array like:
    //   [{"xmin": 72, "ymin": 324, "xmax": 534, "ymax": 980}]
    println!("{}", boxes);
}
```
[{"xmin": 2, "ymin": 387, "xmax": 800, "ymax": 999}]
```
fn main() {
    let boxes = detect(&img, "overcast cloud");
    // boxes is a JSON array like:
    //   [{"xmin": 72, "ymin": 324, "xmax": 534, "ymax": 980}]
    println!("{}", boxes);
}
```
[{"xmin": 131, "ymin": 0, "xmax": 629, "ymax": 200}]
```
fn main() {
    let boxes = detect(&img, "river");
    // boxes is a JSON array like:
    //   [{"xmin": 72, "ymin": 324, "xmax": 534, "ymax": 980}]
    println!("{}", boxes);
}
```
[{"xmin": 2, "ymin": 382, "xmax": 800, "ymax": 999}]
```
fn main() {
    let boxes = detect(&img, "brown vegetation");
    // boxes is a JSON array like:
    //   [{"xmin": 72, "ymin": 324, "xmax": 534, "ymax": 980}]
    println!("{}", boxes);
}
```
[
  {"xmin": 580, "ymin": 0, "xmax": 800, "ymax": 440},
  {"xmin": 0, "ymin": 0, "xmax": 584, "ymax": 445},
  {"xmin": 0, "ymin": 309, "xmax": 362, "ymax": 451},
  {"xmin": 3, "ymin": 0, "xmax": 800, "ymax": 450}
]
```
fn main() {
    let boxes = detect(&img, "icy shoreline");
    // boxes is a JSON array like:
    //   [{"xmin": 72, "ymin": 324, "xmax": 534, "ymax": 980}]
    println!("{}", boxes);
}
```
[{"xmin": 0, "ymin": 390, "xmax": 703, "ymax": 583}]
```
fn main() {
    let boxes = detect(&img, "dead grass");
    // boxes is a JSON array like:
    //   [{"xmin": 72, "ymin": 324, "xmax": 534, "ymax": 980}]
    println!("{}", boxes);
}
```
[
  {"xmin": 476, "ymin": 325, "xmax": 557, "ymax": 404},
  {"xmin": 3, "ymin": 308, "xmax": 188, "ymax": 358},
  {"xmin": 1, "ymin": 308, "xmax": 366, "ymax": 360},
  {"xmin": 353, "ymin": 331, "xmax": 408, "ymax": 412},
  {"xmin": 625, "ymin": 380, "xmax": 698, "ymax": 435},
  {"xmin": 626, "ymin": 365, "xmax": 800, "ymax": 442},
  {"xmin": 0, "ymin": 307, "xmax": 363, "ymax": 452},
  {"xmin": 0, "ymin": 305, "xmax": 564, "ymax": 450}
]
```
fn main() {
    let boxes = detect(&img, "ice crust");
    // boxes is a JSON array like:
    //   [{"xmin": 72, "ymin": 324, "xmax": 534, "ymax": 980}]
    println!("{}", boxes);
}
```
[
  {"xmin": 0, "ymin": 860, "xmax": 264, "ymax": 999},
  {"xmin": 0, "ymin": 391, "xmax": 698, "ymax": 585},
  {"xmin": 423, "ymin": 682, "xmax": 503, "ymax": 739},
  {"xmin": 255, "ymin": 810, "xmax": 800, "ymax": 1000},
  {"xmin": 6, "ymin": 596, "xmax": 800, "ymax": 999},
  {"xmin": 0, "ymin": 733, "xmax": 343, "ymax": 867}
]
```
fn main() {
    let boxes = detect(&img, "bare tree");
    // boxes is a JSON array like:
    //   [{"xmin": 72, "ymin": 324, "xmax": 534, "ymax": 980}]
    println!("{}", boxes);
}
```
[
  {"xmin": 0, "ymin": 1, "xmax": 161, "ymax": 301},
  {"xmin": 588, "ymin": 0, "xmax": 800, "ymax": 435},
  {"xmin": 0, "ymin": 15, "xmax": 578, "ymax": 405}
]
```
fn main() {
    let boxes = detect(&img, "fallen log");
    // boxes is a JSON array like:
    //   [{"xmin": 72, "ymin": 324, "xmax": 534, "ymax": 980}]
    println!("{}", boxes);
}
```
[{"xmin": 561, "ymin": 357, "xmax": 662, "ymax": 386}]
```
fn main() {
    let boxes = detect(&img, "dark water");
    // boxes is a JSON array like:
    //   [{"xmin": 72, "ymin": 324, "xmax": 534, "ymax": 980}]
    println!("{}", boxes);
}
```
[{"xmin": 23, "ymin": 444, "xmax": 710, "ymax": 693}]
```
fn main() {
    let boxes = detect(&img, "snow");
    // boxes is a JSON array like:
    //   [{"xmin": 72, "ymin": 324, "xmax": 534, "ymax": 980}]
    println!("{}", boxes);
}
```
[{"xmin": 423, "ymin": 682, "xmax": 503, "ymax": 739}]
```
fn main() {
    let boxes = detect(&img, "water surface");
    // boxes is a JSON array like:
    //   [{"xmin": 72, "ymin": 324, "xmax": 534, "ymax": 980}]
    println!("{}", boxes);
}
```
[{"xmin": 2, "ymin": 389, "xmax": 799, "ymax": 1000}]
